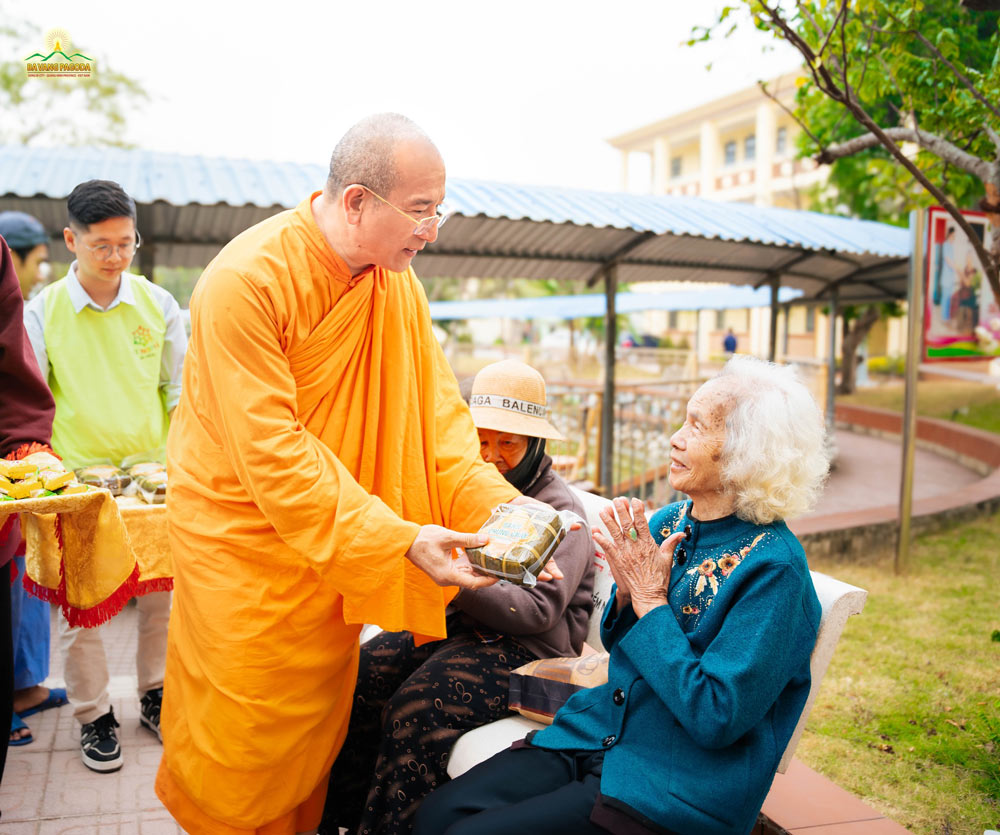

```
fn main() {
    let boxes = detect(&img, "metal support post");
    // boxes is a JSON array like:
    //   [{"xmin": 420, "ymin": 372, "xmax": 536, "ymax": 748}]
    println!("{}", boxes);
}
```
[
  {"xmin": 897, "ymin": 209, "xmax": 926, "ymax": 574},
  {"xmin": 768, "ymin": 275, "xmax": 780, "ymax": 362},
  {"xmin": 825, "ymin": 294, "xmax": 838, "ymax": 437},
  {"xmin": 599, "ymin": 266, "xmax": 618, "ymax": 494}
]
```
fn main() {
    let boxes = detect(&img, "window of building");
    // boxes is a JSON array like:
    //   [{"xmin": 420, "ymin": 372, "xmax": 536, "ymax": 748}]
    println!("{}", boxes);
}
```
[
  {"xmin": 776, "ymin": 126, "xmax": 787, "ymax": 155},
  {"xmin": 805, "ymin": 306, "xmax": 816, "ymax": 333},
  {"xmin": 744, "ymin": 134, "xmax": 756, "ymax": 162},
  {"xmin": 670, "ymin": 156, "xmax": 682, "ymax": 179},
  {"xmin": 723, "ymin": 141, "xmax": 736, "ymax": 166},
  {"xmin": 715, "ymin": 309, "xmax": 726, "ymax": 330},
  {"xmin": 668, "ymin": 310, "xmax": 679, "ymax": 329}
]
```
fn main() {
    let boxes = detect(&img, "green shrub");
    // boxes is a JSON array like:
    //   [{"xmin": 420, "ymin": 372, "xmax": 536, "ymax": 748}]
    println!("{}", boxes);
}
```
[{"xmin": 868, "ymin": 355, "xmax": 906, "ymax": 376}]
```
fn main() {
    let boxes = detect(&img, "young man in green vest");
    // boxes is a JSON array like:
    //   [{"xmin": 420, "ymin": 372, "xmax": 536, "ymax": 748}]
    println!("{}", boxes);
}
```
[{"xmin": 23, "ymin": 179, "xmax": 187, "ymax": 773}]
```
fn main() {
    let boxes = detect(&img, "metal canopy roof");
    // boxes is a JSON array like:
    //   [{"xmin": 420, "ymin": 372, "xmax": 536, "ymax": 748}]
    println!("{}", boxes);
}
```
[{"xmin": 0, "ymin": 145, "xmax": 911, "ymax": 302}]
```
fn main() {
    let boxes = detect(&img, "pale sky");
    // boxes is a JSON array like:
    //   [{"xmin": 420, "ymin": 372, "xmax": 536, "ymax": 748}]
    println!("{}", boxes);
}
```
[{"xmin": 13, "ymin": 0, "xmax": 801, "ymax": 192}]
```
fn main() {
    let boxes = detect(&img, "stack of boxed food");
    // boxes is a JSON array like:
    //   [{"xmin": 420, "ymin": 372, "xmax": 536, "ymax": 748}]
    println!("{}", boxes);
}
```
[
  {"xmin": 75, "ymin": 464, "xmax": 133, "ymax": 495},
  {"xmin": 127, "ymin": 461, "xmax": 167, "ymax": 504},
  {"xmin": 74, "ymin": 458, "xmax": 167, "ymax": 505}
]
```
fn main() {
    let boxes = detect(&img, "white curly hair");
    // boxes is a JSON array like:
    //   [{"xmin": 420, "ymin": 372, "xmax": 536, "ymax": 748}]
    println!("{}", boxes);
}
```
[{"xmin": 711, "ymin": 355, "xmax": 831, "ymax": 524}]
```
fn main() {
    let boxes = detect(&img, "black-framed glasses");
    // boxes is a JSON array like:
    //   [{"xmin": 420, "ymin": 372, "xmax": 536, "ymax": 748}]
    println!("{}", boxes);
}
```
[
  {"xmin": 354, "ymin": 185, "xmax": 454, "ymax": 236},
  {"xmin": 82, "ymin": 231, "xmax": 141, "ymax": 262}
]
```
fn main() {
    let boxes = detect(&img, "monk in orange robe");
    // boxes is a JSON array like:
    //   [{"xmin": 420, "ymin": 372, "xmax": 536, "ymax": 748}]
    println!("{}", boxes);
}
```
[{"xmin": 156, "ymin": 114, "xmax": 536, "ymax": 834}]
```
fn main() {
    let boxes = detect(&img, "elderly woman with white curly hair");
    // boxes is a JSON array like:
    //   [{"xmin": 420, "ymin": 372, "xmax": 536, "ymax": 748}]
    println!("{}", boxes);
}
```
[{"xmin": 415, "ymin": 356, "xmax": 830, "ymax": 835}]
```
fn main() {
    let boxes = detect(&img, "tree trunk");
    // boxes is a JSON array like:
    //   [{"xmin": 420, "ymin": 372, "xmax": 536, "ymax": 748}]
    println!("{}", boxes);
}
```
[
  {"xmin": 984, "ymin": 184, "xmax": 1000, "ymax": 300},
  {"xmin": 837, "ymin": 306, "xmax": 882, "ymax": 394}
]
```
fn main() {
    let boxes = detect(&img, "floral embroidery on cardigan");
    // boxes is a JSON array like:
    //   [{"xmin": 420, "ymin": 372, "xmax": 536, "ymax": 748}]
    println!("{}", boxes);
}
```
[{"xmin": 672, "ymin": 530, "xmax": 767, "ymax": 630}]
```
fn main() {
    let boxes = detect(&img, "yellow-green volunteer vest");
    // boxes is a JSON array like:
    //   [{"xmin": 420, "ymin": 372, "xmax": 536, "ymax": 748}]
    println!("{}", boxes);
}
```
[{"xmin": 43, "ymin": 275, "xmax": 169, "ymax": 469}]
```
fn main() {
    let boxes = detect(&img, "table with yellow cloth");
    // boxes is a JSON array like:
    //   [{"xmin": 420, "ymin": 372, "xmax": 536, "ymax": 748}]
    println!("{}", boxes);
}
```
[{"xmin": 0, "ymin": 489, "xmax": 171, "ymax": 628}]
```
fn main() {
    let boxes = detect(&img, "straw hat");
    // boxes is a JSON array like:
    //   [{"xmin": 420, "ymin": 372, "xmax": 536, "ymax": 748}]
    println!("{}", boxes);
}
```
[{"xmin": 469, "ymin": 359, "xmax": 564, "ymax": 440}]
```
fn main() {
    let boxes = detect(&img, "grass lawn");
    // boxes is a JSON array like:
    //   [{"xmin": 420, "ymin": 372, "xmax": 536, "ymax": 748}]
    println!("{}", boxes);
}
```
[
  {"xmin": 804, "ymin": 511, "xmax": 1000, "ymax": 835},
  {"xmin": 839, "ymin": 379, "xmax": 1000, "ymax": 435}
]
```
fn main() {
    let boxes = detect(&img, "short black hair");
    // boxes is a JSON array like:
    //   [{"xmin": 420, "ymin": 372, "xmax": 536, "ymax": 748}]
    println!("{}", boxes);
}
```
[{"xmin": 67, "ymin": 180, "xmax": 137, "ymax": 229}]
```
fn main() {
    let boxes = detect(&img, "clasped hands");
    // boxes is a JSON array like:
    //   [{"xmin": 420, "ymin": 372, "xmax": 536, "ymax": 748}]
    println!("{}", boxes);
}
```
[
  {"xmin": 592, "ymin": 497, "xmax": 685, "ymax": 618},
  {"xmin": 406, "ymin": 495, "xmax": 570, "ymax": 591}
]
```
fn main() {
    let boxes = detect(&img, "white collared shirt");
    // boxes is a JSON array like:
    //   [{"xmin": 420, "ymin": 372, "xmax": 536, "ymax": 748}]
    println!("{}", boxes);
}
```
[{"xmin": 23, "ymin": 262, "xmax": 187, "ymax": 411}]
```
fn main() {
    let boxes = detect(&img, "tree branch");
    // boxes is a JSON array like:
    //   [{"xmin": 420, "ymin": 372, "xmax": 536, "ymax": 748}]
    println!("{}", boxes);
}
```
[
  {"xmin": 885, "ymin": 12, "xmax": 1000, "ymax": 123},
  {"xmin": 838, "ymin": 1, "xmax": 852, "ymax": 101},
  {"xmin": 816, "ymin": 0, "xmax": 848, "ymax": 64},
  {"xmin": 757, "ymin": 0, "xmax": 1000, "ymax": 304},
  {"xmin": 986, "ymin": 125, "xmax": 1000, "ymax": 168},
  {"xmin": 816, "ymin": 126, "xmax": 995, "ymax": 182},
  {"xmin": 758, "ymin": 80, "xmax": 825, "ymax": 149}
]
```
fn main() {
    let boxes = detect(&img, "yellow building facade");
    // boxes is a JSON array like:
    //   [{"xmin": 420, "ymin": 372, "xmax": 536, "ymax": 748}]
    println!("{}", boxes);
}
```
[{"xmin": 607, "ymin": 70, "xmax": 907, "ymax": 366}]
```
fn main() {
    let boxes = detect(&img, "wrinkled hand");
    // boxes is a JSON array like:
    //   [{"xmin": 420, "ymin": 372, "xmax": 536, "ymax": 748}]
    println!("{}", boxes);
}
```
[
  {"xmin": 592, "ymin": 497, "xmax": 683, "ymax": 618},
  {"xmin": 405, "ymin": 525, "xmax": 499, "ymax": 591}
]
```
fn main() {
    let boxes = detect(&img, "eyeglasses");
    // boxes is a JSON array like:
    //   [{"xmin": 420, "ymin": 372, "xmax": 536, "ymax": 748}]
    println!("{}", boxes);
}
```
[
  {"xmin": 356, "ymin": 185, "xmax": 454, "ymax": 237},
  {"xmin": 81, "ymin": 231, "xmax": 141, "ymax": 262}
]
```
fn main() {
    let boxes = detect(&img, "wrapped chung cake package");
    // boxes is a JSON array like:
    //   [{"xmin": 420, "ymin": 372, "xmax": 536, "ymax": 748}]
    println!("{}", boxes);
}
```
[
  {"xmin": 466, "ymin": 503, "xmax": 581, "ymax": 587},
  {"xmin": 74, "ymin": 463, "xmax": 132, "ymax": 496},
  {"xmin": 121, "ymin": 454, "xmax": 168, "ymax": 504}
]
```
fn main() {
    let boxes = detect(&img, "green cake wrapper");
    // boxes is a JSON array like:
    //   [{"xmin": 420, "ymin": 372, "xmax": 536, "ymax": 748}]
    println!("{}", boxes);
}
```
[{"xmin": 466, "ymin": 503, "xmax": 567, "ymax": 587}]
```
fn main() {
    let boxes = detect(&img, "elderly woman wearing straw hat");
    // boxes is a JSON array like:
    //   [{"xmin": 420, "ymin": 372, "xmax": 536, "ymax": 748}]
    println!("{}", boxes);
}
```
[
  {"xmin": 321, "ymin": 359, "xmax": 595, "ymax": 835},
  {"xmin": 415, "ymin": 356, "xmax": 830, "ymax": 835}
]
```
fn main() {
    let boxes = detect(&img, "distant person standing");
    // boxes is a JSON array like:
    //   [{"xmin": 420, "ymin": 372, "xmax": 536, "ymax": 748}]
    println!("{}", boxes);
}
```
[
  {"xmin": 0, "ymin": 211, "xmax": 51, "ymax": 300},
  {"xmin": 723, "ymin": 327, "xmax": 737, "ymax": 355},
  {"xmin": 23, "ymin": 179, "xmax": 188, "ymax": 773}
]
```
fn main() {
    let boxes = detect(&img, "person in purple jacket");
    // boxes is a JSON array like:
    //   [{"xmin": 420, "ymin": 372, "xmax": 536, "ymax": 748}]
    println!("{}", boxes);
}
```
[{"xmin": 321, "ymin": 359, "xmax": 595, "ymax": 835}]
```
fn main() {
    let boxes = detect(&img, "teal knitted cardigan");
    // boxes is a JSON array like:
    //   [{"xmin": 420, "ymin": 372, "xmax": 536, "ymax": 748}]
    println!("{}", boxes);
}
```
[{"xmin": 530, "ymin": 501, "xmax": 821, "ymax": 835}]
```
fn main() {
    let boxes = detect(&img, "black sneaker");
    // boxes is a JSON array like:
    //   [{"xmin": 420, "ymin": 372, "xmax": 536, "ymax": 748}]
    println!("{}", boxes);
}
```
[
  {"xmin": 80, "ymin": 709, "xmax": 123, "ymax": 773},
  {"xmin": 139, "ymin": 687, "xmax": 162, "ymax": 742}
]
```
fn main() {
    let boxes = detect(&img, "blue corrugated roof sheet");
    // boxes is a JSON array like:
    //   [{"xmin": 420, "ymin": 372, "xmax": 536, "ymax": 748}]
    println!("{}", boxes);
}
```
[
  {"xmin": 0, "ymin": 146, "xmax": 912, "ymax": 301},
  {"xmin": 0, "ymin": 146, "xmax": 909, "ymax": 257},
  {"xmin": 444, "ymin": 179, "xmax": 909, "ymax": 257},
  {"xmin": 428, "ymin": 287, "xmax": 803, "ymax": 320}
]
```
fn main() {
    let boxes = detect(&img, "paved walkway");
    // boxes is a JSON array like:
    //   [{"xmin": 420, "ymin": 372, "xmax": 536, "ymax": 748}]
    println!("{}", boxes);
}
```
[
  {"xmin": 0, "ymin": 427, "xmax": 985, "ymax": 832},
  {"xmin": 2, "ymin": 602, "xmax": 180, "ymax": 833},
  {"xmin": 802, "ymin": 428, "xmax": 981, "ymax": 519}
]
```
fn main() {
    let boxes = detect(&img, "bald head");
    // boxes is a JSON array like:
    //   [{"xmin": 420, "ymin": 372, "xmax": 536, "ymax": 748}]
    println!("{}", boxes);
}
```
[{"xmin": 326, "ymin": 113, "xmax": 440, "ymax": 197}]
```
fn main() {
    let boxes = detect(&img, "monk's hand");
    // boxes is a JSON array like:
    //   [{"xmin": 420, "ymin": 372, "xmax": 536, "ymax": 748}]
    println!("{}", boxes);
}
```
[
  {"xmin": 508, "ymin": 495, "xmax": 584, "ymax": 532},
  {"xmin": 406, "ymin": 525, "xmax": 499, "ymax": 591},
  {"xmin": 593, "ymin": 497, "xmax": 677, "ymax": 618}
]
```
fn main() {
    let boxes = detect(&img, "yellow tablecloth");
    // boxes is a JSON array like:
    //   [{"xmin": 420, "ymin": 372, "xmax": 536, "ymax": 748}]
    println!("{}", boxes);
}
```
[
  {"xmin": 115, "ymin": 495, "xmax": 171, "ymax": 584},
  {"xmin": 0, "ymin": 489, "xmax": 171, "ymax": 627}
]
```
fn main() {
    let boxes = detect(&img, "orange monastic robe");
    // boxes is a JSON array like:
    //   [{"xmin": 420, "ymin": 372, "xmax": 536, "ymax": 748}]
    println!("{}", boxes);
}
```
[{"xmin": 155, "ymin": 193, "xmax": 518, "ymax": 833}]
